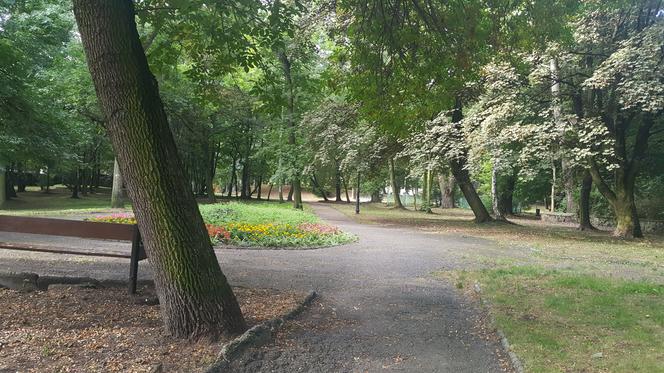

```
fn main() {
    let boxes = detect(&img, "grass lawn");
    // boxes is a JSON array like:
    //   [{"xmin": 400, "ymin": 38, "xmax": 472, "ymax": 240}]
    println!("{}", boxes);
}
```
[
  {"xmin": 452, "ymin": 267, "xmax": 664, "ymax": 373},
  {"xmin": 330, "ymin": 202, "xmax": 664, "ymax": 372},
  {"xmin": 1, "ymin": 186, "xmax": 127, "ymax": 215}
]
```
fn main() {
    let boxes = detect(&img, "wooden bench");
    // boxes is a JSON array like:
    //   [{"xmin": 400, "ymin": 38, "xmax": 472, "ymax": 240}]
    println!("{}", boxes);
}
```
[{"xmin": 0, "ymin": 215, "xmax": 146, "ymax": 294}]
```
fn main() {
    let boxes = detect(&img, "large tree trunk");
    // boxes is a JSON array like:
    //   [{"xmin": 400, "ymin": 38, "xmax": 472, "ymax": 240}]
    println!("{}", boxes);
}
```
[
  {"xmin": 498, "ymin": 173, "xmax": 515, "ymax": 216},
  {"xmin": 388, "ymin": 157, "xmax": 404, "ymax": 209},
  {"xmin": 111, "ymin": 158, "xmax": 125, "ymax": 208},
  {"xmin": 447, "ymin": 98, "xmax": 492, "ymax": 223},
  {"xmin": 438, "ymin": 172, "xmax": 455, "ymax": 208},
  {"xmin": 588, "ymin": 111, "xmax": 651, "ymax": 238},
  {"xmin": 74, "ymin": 0, "xmax": 245, "ymax": 339},
  {"xmin": 578, "ymin": 170, "xmax": 595, "ymax": 230}
]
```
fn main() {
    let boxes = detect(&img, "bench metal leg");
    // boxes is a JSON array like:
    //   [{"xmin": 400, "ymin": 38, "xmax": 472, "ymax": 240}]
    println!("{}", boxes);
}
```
[{"xmin": 129, "ymin": 228, "xmax": 141, "ymax": 294}]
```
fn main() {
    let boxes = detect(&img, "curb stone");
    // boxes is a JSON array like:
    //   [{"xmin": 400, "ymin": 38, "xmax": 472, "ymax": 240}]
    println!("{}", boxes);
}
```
[
  {"xmin": 473, "ymin": 281, "xmax": 525, "ymax": 373},
  {"xmin": 204, "ymin": 290, "xmax": 318, "ymax": 373}
]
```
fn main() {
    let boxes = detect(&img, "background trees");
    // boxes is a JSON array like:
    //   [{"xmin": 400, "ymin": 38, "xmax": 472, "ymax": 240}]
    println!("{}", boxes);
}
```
[{"xmin": 2, "ymin": 0, "xmax": 662, "ymax": 245}]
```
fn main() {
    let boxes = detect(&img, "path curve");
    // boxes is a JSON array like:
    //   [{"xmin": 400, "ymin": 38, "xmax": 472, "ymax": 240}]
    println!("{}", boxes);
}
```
[{"xmin": 0, "ymin": 203, "xmax": 512, "ymax": 372}]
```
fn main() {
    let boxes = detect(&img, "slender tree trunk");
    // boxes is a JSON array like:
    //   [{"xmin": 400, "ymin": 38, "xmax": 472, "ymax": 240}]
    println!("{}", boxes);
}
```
[
  {"xmin": 550, "ymin": 164, "xmax": 556, "ymax": 212},
  {"xmin": 278, "ymin": 181, "xmax": 284, "ymax": 203},
  {"xmin": 74, "ymin": 0, "xmax": 245, "ymax": 339},
  {"xmin": 5, "ymin": 167, "xmax": 17, "ymax": 198},
  {"xmin": 388, "ymin": 157, "xmax": 404, "ymax": 209},
  {"xmin": 426, "ymin": 169, "xmax": 432, "ymax": 210},
  {"xmin": 491, "ymin": 163, "xmax": 505, "ymax": 220},
  {"xmin": 227, "ymin": 159, "xmax": 236, "ymax": 198},
  {"xmin": 447, "ymin": 98, "xmax": 492, "ymax": 222},
  {"xmin": 278, "ymin": 51, "xmax": 302, "ymax": 209},
  {"xmin": 0, "ymin": 166, "xmax": 5, "ymax": 207},
  {"xmin": 267, "ymin": 183, "xmax": 273, "ymax": 201},
  {"xmin": 311, "ymin": 174, "xmax": 329, "ymax": 202},
  {"xmin": 343, "ymin": 177, "xmax": 351, "ymax": 203},
  {"xmin": 256, "ymin": 176, "xmax": 262, "ymax": 200},
  {"xmin": 562, "ymin": 159, "xmax": 576, "ymax": 213},
  {"xmin": 111, "ymin": 158, "xmax": 125, "ymax": 208},
  {"xmin": 44, "ymin": 167, "xmax": 51, "ymax": 194},
  {"xmin": 438, "ymin": 172, "xmax": 455, "ymax": 208},
  {"xmin": 335, "ymin": 163, "xmax": 342, "ymax": 202},
  {"xmin": 578, "ymin": 170, "xmax": 595, "ymax": 230},
  {"xmin": 71, "ymin": 169, "xmax": 80, "ymax": 199},
  {"xmin": 413, "ymin": 182, "xmax": 418, "ymax": 210},
  {"xmin": 16, "ymin": 168, "xmax": 26, "ymax": 193},
  {"xmin": 240, "ymin": 161, "xmax": 250, "ymax": 199},
  {"xmin": 206, "ymin": 147, "xmax": 217, "ymax": 203},
  {"xmin": 355, "ymin": 171, "xmax": 360, "ymax": 214},
  {"xmin": 287, "ymin": 184, "xmax": 294, "ymax": 202}
]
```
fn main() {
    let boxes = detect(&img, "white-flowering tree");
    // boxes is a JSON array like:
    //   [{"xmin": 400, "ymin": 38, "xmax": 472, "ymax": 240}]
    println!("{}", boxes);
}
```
[
  {"xmin": 301, "ymin": 97, "xmax": 359, "ymax": 202},
  {"xmin": 563, "ymin": 4, "xmax": 663, "ymax": 238}
]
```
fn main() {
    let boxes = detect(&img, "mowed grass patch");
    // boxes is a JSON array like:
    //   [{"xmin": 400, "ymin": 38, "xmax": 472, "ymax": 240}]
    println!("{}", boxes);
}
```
[
  {"xmin": 448, "ymin": 267, "xmax": 664, "ymax": 373},
  {"xmin": 199, "ymin": 201, "xmax": 319, "ymax": 226},
  {"xmin": 1, "ymin": 186, "xmax": 126, "ymax": 215}
]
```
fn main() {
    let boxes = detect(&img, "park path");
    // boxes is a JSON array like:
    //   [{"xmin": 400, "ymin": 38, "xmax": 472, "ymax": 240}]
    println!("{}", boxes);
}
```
[{"xmin": 0, "ymin": 203, "xmax": 512, "ymax": 372}]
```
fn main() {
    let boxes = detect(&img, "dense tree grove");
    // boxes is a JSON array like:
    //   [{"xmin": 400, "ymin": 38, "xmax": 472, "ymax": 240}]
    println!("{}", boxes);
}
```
[{"xmin": 1, "ymin": 0, "xmax": 662, "ymax": 337}]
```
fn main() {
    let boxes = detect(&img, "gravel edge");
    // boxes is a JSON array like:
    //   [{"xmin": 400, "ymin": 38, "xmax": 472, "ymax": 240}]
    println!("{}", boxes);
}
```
[
  {"xmin": 204, "ymin": 290, "xmax": 318, "ymax": 373},
  {"xmin": 473, "ymin": 282, "xmax": 525, "ymax": 373}
]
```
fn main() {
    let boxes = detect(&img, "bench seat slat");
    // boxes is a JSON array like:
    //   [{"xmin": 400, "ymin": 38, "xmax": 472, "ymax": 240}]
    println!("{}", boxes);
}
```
[
  {"xmin": 0, "ymin": 242, "xmax": 132, "ymax": 259},
  {"xmin": 0, "ymin": 215, "xmax": 135, "ymax": 241}
]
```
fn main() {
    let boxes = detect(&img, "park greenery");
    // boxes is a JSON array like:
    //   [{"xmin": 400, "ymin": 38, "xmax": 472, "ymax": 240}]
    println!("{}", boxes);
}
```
[
  {"xmin": 0, "ymin": 0, "xmax": 662, "ymax": 362},
  {"xmin": 87, "ymin": 202, "xmax": 355, "ymax": 247}
]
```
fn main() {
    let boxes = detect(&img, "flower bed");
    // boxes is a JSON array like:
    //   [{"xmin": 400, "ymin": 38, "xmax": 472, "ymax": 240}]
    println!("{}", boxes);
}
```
[{"xmin": 86, "ymin": 213, "xmax": 354, "ymax": 248}]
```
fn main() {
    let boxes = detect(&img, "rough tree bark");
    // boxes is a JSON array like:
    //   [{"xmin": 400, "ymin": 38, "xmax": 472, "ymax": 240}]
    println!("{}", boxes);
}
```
[
  {"xmin": 588, "ymin": 112, "xmax": 653, "ymax": 238},
  {"xmin": 578, "ymin": 170, "xmax": 595, "ymax": 230},
  {"xmin": 438, "ymin": 172, "xmax": 455, "ymax": 208},
  {"xmin": 491, "ymin": 163, "xmax": 506, "ymax": 220},
  {"xmin": 447, "ymin": 98, "xmax": 492, "ymax": 223},
  {"xmin": 388, "ymin": 157, "xmax": 404, "ymax": 209},
  {"xmin": 73, "ymin": 0, "xmax": 246, "ymax": 339},
  {"xmin": 111, "ymin": 158, "xmax": 125, "ymax": 208}
]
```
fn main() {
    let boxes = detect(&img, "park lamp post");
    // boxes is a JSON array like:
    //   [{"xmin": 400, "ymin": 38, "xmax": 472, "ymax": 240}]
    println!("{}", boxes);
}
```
[{"xmin": 355, "ymin": 170, "xmax": 360, "ymax": 214}]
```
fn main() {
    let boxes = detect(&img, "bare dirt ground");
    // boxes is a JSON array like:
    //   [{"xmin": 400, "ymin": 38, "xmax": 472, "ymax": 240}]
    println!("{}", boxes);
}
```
[{"xmin": 0, "ymin": 286, "xmax": 303, "ymax": 373}]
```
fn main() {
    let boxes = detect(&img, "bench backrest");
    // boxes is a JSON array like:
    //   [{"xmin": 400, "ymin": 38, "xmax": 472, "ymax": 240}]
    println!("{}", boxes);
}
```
[{"xmin": 0, "ymin": 215, "xmax": 136, "ymax": 241}]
